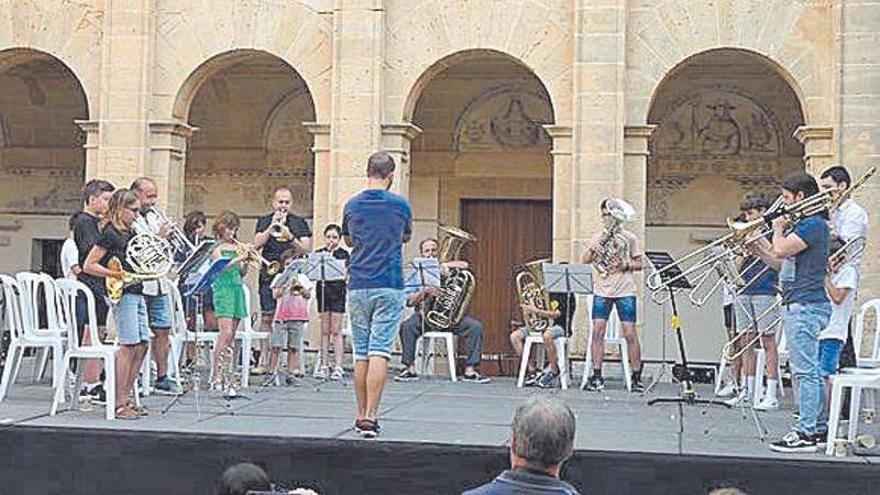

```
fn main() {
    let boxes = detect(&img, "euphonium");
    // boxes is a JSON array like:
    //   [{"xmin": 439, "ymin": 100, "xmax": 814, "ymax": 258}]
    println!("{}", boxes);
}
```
[
  {"xmin": 105, "ymin": 232, "xmax": 173, "ymax": 303},
  {"xmin": 425, "ymin": 225, "xmax": 477, "ymax": 329},
  {"xmin": 515, "ymin": 259, "xmax": 555, "ymax": 332},
  {"xmin": 593, "ymin": 198, "xmax": 636, "ymax": 278}
]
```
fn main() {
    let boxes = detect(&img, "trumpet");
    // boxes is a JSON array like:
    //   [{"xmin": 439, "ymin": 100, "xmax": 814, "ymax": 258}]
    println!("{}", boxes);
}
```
[
  {"xmin": 269, "ymin": 207, "xmax": 293, "ymax": 243},
  {"xmin": 233, "ymin": 238, "xmax": 281, "ymax": 275}
]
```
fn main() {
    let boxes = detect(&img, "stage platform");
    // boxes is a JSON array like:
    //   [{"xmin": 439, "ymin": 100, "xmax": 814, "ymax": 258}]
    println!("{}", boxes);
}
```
[{"xmin": 1, "ymin": 366, "xmax": 878, "ymax": 494}]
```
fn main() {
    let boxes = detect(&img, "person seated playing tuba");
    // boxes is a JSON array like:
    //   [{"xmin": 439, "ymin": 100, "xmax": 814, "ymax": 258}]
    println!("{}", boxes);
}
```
[{"xmin": 395, "ymin": 238, "xmax": 490, "ymax": 383}]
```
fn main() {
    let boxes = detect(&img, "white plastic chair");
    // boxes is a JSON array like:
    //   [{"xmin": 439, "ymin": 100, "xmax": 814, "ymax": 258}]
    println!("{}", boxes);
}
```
[
  {"xmin": 415, "ymin": 330, "xmax": 458, "ymax": 382},
  {"xmin": 824, "ymin": 299, "xmax": 880, "ymax": 455},
  {"xmin": 15, "ymin": 272, "xmax": 68, "ymax": 383},
  {"xmin": 581, "ymin": 303, "xmax": 632, "ymax": 391},
  {"xmin": 235, "ymin": 289, "xmax": 269, "ymax": 388},
  {"xmin": 752, "ymin": 319, "xmax": 787, "ymax": 403},
  {"xmin": 0, "ymin": 275, "xmax": 65, "ymax": 402},
  {"xmin": 516, "ymin": 331, "xmax": 569, "ymax": 390},
  {"xmin": 51, "ymin": 279, "xmax": 117, "ymax": 420}
]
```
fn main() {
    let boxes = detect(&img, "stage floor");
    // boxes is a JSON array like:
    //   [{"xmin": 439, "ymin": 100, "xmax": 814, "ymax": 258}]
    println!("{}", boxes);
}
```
[{"xmin": 1, "ymin": 364, "xmax": 879, "ymax": 465}]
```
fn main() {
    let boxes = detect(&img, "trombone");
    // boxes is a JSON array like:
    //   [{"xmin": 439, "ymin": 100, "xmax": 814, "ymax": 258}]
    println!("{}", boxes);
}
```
[{"xmin": 233, "ymin": 238, "xmax": 281, "ymax": 275}]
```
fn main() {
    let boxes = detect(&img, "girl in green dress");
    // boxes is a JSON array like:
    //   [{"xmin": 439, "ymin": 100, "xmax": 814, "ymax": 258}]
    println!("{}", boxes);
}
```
[{"xmin": 210, "ymin": 210, "xmax": 249, "ymax": 388}]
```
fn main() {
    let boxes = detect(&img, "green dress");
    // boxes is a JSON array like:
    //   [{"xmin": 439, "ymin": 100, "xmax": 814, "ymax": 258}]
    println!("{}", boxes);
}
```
[{"xmin": 212, "ymin": 249, "xmax": 248, "ymax": 319}]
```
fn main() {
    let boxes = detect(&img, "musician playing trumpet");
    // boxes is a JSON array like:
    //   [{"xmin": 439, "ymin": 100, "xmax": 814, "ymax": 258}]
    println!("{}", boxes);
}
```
[
  {"xmin": 251, "ymin": 187, "xmax": 312, "ymax": 374},
  {"xmin": 395, "ymin": 238, "xmax": 490, "ymax": 384},
  {"xmin": 581, "ymin": 198, "xmax": 645, "ymax": 393}
]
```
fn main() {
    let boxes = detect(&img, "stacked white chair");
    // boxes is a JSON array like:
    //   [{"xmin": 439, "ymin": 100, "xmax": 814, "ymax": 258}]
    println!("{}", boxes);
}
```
[
  {"xmin": 15, "ymin": 272, "xmax": 68, "ymax": 384},
  {"xmin": 581, "ymin": 301, "xmax": 631, "ymax": 391},
  {"xmin": 51, "ymin": 279, "xmax": 117, "ymax": 420},
  {"xmin": 825, "ymin": 298, "xmax": 880, "ymax": 455},
  {"xmin": 0, "ymin": 275, "xmax": 65, "ymax": 402}
]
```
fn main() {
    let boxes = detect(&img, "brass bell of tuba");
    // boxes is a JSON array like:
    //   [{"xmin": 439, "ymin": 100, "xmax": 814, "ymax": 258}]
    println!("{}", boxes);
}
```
[
  {"xmin": 515, "ymin": 259, "xmax": 556, "ymax": 333},
  {"xmin": 425, "ymin": 225, "xmax": 477, "ymax": 329}
]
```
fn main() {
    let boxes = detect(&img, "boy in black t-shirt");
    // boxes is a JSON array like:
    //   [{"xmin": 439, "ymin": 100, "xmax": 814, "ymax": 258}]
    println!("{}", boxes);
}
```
[{"xmin": 73, "ymin": 179, "xmax": 114, "ymax": 404}]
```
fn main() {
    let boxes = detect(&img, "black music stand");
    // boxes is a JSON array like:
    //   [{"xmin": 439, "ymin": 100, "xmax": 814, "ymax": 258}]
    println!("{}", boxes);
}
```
[
  {"xmin": 304, "ymin": 252, "xmax": 346, "ymax": 379},
  {"xmin": 644, "ymin": 251, "xmax": 730, "ymax": 408},
  {"xmin": 404, "ymin": 258, "xmax": 442, "ymax": 375}
]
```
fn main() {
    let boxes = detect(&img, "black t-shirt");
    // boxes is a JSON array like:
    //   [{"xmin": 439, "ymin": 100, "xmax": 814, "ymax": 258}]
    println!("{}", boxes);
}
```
[
  {"xmin": 96, "ymin": 224, "xmax": 142, "ymax": 295},
  {"xmin": 549, "ymin": 292, "xmax": 577, "ymax": 336},
  {"xmin": 255, "ymin": 213, "xmax": 311, "ymax": 279},
  {"xmin": 74, "ymin": 212, "xmax": 105, "ymax": 295}
]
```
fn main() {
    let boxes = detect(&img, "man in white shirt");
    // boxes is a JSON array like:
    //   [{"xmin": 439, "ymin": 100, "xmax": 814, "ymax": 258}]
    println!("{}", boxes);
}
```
[
  {"xmin": 130, "ymin": 177, "xmax": 178, "ymax": 394},
  {"xmin": 61, "ymin": 213, "xmax": 81, "ymax": 279}
]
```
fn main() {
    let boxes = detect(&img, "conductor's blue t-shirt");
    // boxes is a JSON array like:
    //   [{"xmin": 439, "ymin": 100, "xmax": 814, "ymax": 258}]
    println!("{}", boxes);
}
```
[{"xmin": 342, "ymin": 189, "xmax": 412, "ymax": 290}]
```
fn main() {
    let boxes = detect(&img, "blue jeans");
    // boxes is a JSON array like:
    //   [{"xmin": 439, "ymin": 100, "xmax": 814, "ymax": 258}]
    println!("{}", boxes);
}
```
[
  {"xmin": 348, "ymin": 288, "xmax": 405, "ymax": 360},
  {"xmin": 115, "ymin": 293, "xmax": 151, "ymax": 345},
  {"xmin": 784, "ymin": 302, "xmax": 832, "ymax": 435},
  {"xmin": 817, "ymin": 338, "xmax": 845, "ymax": 433}
]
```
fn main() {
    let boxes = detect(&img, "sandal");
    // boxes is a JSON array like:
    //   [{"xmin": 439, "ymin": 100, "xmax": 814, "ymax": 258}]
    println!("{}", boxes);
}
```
[{"xmin": 115, "ymin": 405, "xmax": 140, "ymax": 420}]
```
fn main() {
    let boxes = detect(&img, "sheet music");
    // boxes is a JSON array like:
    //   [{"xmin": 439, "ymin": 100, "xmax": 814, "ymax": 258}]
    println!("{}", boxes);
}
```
[
  {"xmin": 304, "ymin": 252, "xmax": 346, "ymax": 282},
  {"xmin": 404, "ymin": 257, "xmax": 441, "ymax": 289}
]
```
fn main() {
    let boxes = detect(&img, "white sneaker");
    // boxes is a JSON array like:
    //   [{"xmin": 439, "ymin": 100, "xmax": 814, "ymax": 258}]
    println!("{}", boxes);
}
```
[
  {"xmin": 753, "ymin": 396, "xmax": 779, "ymax": 411},
  {"xmin": 724, "ymin": 390, "xmax": 752, "ymax": 408},
  {"xmin": 717, "ymin": 382, "xmax": 738, "ymax": 398},
  {"xmin": 313, "ymin": 365, "xmax": 329, "ymax": 380},
  {"xmin": 330, "ymin": 366, "xmax": 344, "ymax": 381}
]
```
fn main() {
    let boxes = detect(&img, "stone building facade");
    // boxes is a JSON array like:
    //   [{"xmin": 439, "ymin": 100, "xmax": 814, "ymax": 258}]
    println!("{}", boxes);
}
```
[{"xmin": 0, "ymin": 0, "xmax": 876, "ymax": 365}]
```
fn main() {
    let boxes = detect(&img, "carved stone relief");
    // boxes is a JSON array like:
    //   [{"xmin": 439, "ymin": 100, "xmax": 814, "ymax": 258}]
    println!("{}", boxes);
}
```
[{"xmin": 454, "ymin": 87, "xmax": 551, "ymax": 153}]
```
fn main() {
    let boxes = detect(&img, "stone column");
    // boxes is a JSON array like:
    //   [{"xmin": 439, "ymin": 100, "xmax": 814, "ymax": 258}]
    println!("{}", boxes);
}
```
[
  {"xmin": 571, "ymin": 0, "xmax": 627, "ymax": 251},
  {"xmin": 75, "ymin": 120, "xmax": 100, "ymax": 181},
  {"xmin": 623, "ymin": 125, "xmax": 655, "ymax": 247},
  {"xmin": 148, "ymin": 121, "xmax": 196, "ymax": 219},
  {"xmin": 544, "ymin": 125, "xmax": 574, "ymax": 261},
  {"xmin": 838, "ymin": 1, "xmax": 880, "ymax": 303},
  {"xmin": 381, "ymin": 123, "xmax": 422, "ymax": 198},
  {"xmin": 327, "ymin": 0, "xmax": 387, "ymax": 220},
  {"xmin": 793, "ymin": 126, "xmax": 835, "ymax": 176},
  {"xmin": 304, "ymin": 122, "xmax": 332, "ymax": 230},
  {"xmin": 90, "ymin": 0, "xmax": 156, "ymax": 188}
]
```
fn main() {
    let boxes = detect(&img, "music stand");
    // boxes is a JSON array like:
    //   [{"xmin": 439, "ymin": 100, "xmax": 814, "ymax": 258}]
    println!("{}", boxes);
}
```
[
  {"xmin": 404, "ymin": 258, "xmax": 442, "ymax": 375},
  {"xmin": 304, "ymin": 252, "xmax": 346, "ymax": 378},
  {"xmin": 644, "ymin": 251, "xmax": 729, "ymax": 408}
]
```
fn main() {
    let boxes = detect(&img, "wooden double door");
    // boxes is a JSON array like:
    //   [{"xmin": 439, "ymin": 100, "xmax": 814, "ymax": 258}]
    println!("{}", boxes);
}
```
[{"xmin": 460, "ymin": 199, "xmax": 552, "ymax": 375}]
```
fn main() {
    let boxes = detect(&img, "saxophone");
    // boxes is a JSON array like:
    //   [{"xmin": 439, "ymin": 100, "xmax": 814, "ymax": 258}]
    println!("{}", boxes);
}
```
[
  {"xmin": 592, "ymin": 198, "xmax": 636, "ymax": 278},
  {"xmin": 425, "ymin": 226, "xmax": 477, "ymax": 329}
]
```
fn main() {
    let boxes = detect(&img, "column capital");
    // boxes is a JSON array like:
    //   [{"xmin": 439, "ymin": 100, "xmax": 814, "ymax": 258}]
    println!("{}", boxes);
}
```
[
  {"xmin": 303, "ymin": 122, "xmax": 331, "ymax": 153},
  {"xmin": 543, "ymin": 124, "xmax": 573, "ymax": 156},
  {"xmin": 381, "ymin": 122, "xmax": 423, "ymax": 141},
  {"xmin": 793, "ymin": 125, "xmax": 833, "ymax": 144},
  {"xmin": 149, "ymin": 120, "xmax": 198, "ymax": 140},
  {"xmin": 624, "ymin": 124, "xmax": 658, "ymax": 139},
  {"xmin": 623, "ymin": 124, "xmax": 657, "ymax": 156}
]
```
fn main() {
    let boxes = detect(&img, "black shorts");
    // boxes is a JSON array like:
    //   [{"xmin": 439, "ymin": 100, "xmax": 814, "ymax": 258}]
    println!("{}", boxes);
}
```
[
  {"xmin": 316, "ymin": 282, "xmax": 346, "ymax": 313},
  {"xmin": 76, "ymin": 291, "xmax": 109, "ymax": 342},
  {"xmin": 723, "ymin": 303, "xmax": 735, "ymax": 330}
]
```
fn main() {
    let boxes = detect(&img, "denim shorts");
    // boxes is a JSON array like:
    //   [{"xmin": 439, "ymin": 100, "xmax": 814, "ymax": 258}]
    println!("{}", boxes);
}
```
[
  {"xmin": 592, "ymin": 295, "xmax": 636, "ymax": 323},
  {"xmin": 818, "ymin": 338, "xmax": 844, "ymax": 378},
  {"xmin": 516, "ymin": 325, "xmax": 565, "ymax": 341},
  {"xmin": 271, "ymin": 320, "xmax": 305, "ymax": 349},
  {"xmin": 144, "ymin": 293, "xmax": 172, "ymax": 329},
  {"xmin": 734, "ymin": 294, "xmax": 779, "ymax": 335},
  {"xmin": 348, "ymin": 288, "xmax": 405, "ymax": 360},
  {"xmin": 115, "ymin": 293, "xmax": 151, "ymax": 345},
  {"xmin": 259, "ymin": 281, "xmax": 276, "ymax": 315}
]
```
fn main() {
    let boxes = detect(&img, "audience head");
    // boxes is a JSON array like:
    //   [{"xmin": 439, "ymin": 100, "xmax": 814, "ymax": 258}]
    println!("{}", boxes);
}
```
[
  {"xmin": 107, "ymin": 189, "xmax": 141, "ymax": 231},
  {"xmin": 129, "ymin": 176, "xmax": 158, "ymax": 212},
  {"xmin": 216, "ymin": 462, "xmax": 271, "ymax": 495},
  {"xmin": 366, "ymin": 151, "xmax": 396, "ymax": 189},
  {"xmin": 819, "ymin": 165, "xmax": 851, "ymax": 191},
  {"xmin": 509, "ymin": 396, "xmax": 576, "ymax": 476},
  {"xmin": 81, "ymin": 179, "xmax": 114, "ymax": 215}
]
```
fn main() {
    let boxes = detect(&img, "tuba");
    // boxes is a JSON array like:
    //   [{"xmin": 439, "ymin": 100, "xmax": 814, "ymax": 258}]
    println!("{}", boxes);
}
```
[
  {"xmin": 515, "ymin": 259, "xmax": 555, "ymax": 332},
  {"xmin": 425, "ymin": 226, "xmax": 477, "ymax": 330},
  {"xmin": 106, "ymin": 232, "xmax": 173, "ymax": 303},
  {"xmin": 593, "ymin": 198, "xmax": 636, "ymax": 278}
]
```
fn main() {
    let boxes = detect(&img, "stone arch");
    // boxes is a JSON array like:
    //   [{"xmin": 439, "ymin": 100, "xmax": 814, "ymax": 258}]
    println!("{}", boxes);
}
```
[
  {"xmin": 0, "ymin": 47, "xmax": 89, "ymax": 214},
  {"xmin": 179, "ymin": 50, "xmax": 317, "ymax": 221},
  {"xmin": 385, "ymin": 0, "xmax": 572, "ymax": 126}
]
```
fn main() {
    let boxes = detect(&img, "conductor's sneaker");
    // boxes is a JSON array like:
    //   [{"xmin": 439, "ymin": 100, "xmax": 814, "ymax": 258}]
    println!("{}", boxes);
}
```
[
  {"xmin": 537, "ymin": 372, "xmax": 560, "ymax": 389},
  {"xmin": 717, "ymin": 382, "xmax": 739, "ymax": 398},
  {"xmin": 754, "ymin": 396, "xmax": 780, "ymax": 411},
  {"xmin": 523, "ymin": 371, "xmax": 541, "ymax": 387},
  {"xmin": 724, "ymin": 390, "xmax": 752, "ymax": 408},
  {"xmin": 630, "ymin": 377, "xmax": 646, "ymax": 393},
  {"xmin": 153, "ymin": 377, "xmax": 179, "ymax": 395},
  {"xmin": 461, "ymin": 371, "xmax": 491, "ymax": 384},
  {"xmin": 583, "ymin": 374, "xmax": 604, "ymax": 392},
  {"xmin": 394, "ymin": 369, "xmax": 419, "ymax": 382},
  {"xmin": 769, "ymin": 430, "xmax": 818, "ymax": 453}
]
